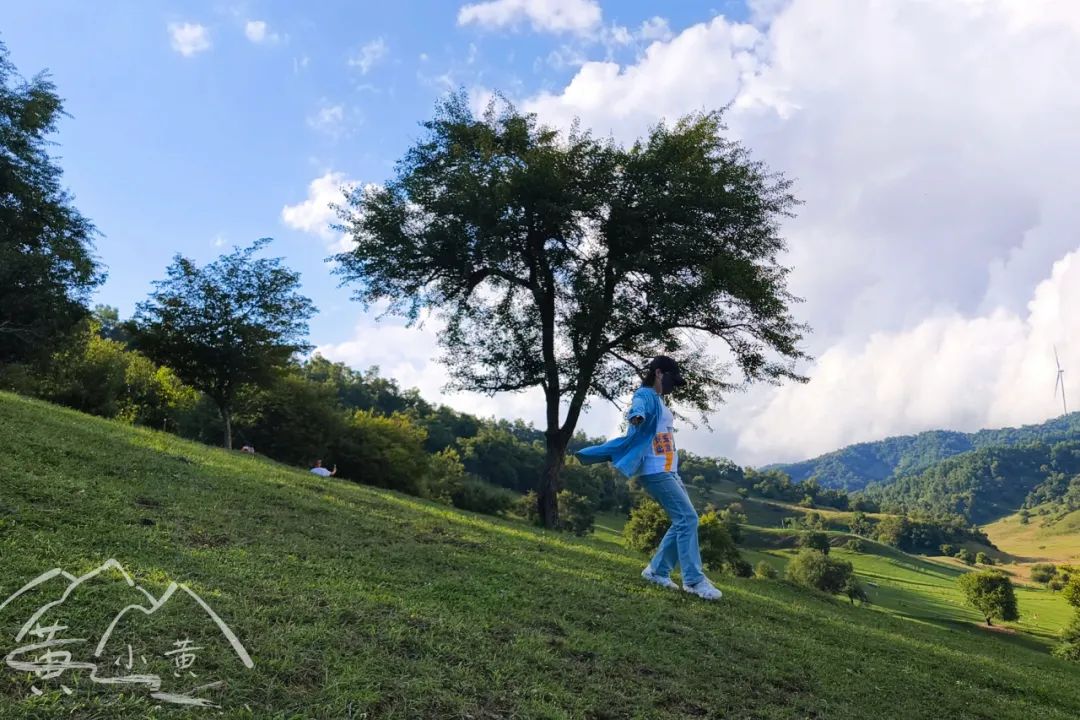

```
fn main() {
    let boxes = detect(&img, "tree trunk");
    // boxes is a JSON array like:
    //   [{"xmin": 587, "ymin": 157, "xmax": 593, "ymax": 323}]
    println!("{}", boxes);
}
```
[
  {"xmin": 538, "ymin": 430, "xmax": 567, "ymax": 529},
  {"xmin": 221, "ymin": 407, "xmax": 233, "ymax": 450},
  {"xmin": 986, "ymin": 618, "xmax": 992, "ymax": 627}
]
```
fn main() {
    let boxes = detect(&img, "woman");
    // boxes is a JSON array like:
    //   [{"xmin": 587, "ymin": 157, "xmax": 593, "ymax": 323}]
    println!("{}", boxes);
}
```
[{"xmin": 577, "ymin": 356, "xmax": 722, "ymax": 601}]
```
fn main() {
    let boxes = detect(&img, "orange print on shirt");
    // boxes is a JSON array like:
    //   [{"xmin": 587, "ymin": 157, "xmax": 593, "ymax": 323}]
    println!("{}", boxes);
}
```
[{"xmin": 653, "ymin": 432, "xmax": 675, "ymax": 472}]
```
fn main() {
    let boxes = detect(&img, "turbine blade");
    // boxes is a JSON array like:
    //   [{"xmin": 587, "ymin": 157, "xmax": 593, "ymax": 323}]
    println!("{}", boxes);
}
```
[{"xmin": 1055, "ymin": 345, "xmax": 1062, "ymax": 370}]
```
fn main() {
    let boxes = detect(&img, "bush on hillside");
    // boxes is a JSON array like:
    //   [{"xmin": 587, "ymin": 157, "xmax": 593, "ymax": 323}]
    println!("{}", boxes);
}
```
[
  {"xmin": 698, "ymin": 511, "xmax": 740, "ymax": 572},
  {"xmin": 452, "ymin": 476, "xmax": 519, "ymax": 516},
  {"xmin": 845, "ymin": 538, "xmax": 865, "ymax": 553},
  {"xmin": 939, "ymin": 543, "xmax": 957, "ymax": 556},
  {"xmin": 975, "ymin": 551, "xmax": 993, "ymax": 566},
  {"xmin": 557, "ymin": 490, "xmax": 595, "ymax": 536},
  {"xmin": 955, "ymin": 548, "xmax": 976, "ymax": 565},
  {"xmin": 1063, "ymin": 576, "xmax": 1080, "ymax": 608},
  {"xmin": 798, "ymin": 531, "xmax": 831, "ymax": 555},
  {"xmin": 623, "ymin": 497, "xmax": 670, "ymax": 553},
  {"xmin": 517, "ymin": 491, "xmax": 541, "ymax": 525},
  {"xmin": 729, "ymin": 557, "xmax": 754, "ymax": 578},
  {"xmin": 843, "ymin": 577, "xmax": 870, "ymax": 605},
  {"xmin": 785, "ymin": 549, "xmax": 854, "ymax": 594},
  {"xmin": 754, "ymin": 561, "xmax": 779, "ymax": 579},
  {"xmin": 1053, "ymin": 614, "xmax": 1080, "ymax": 662},
  {"xmin": 334, "ymin": 410, "xmax": 429, "ymax": 495},
  {"xmin": 1030, "ymin": 563, "xmax": 1057, "ymax": 584}
]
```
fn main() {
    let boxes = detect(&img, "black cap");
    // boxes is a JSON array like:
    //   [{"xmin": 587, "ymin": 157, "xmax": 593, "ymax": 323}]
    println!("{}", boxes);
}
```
[{"xmin": 645, "ymin": 355, "xmax": 686, "ymax": 387}]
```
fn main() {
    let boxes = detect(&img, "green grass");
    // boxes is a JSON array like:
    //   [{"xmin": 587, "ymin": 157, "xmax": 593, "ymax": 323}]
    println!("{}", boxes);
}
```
[{"xmin": 3, "ymin": 392, "xmax": 1080, "ymax": 718}]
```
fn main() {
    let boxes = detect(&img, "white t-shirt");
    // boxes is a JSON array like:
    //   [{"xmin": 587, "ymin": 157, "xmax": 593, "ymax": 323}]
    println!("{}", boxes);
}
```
[
  {"xmin": 640, "ymin": 398, "xmax": 677, "ymax": 475},
  {"xmin": 310, "ymin": 467, "xmax": 332, "ymax": 477}
]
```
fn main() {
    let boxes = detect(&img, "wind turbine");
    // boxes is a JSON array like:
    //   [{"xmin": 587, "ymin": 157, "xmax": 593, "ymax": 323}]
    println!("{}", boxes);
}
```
[{"xmin": 1055, "ymin": 346, "xmax": 1068, "ymax": 416}]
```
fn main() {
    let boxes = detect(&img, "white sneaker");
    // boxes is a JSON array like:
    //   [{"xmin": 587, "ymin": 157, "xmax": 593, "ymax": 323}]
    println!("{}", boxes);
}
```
[
  {"xmin": 641, "ymin": 567, "xmax": 678, "ymax": 590},
  {"xmin": 683, "ymin": 577, "xmax": 723, "ymax": 601}
]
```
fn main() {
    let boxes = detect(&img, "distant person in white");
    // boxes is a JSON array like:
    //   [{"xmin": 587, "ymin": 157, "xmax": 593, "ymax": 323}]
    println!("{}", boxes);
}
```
[{"xmin": 310, "ymin": 459, "xmax": 336, "ymax": 477}]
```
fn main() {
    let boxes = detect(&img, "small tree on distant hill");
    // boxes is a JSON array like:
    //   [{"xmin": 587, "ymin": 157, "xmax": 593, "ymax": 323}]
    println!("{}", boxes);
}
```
[
  {"xmin": 939, "ymin": 543, "xmax": 956, "ymax": 556},
  {"xmin": 975, "ymin": 551, "xmax": 993, "ymax": 566},
  {"xmin": 842, "ymin": 576, "xmax": 869, "ymax": 606},
  {"xmin": 786, "ymin": 549, "xmax": 853, "ymax": 594},
  {"xmin": 798, "ymin": 531, "xmax": 830, "ymax": 555},
  {"xmin": 1030, "ymin": 563, "xmax": 1057, "ymax": 584},
  {"xmin": 132, "ymin": 239, "xmax": 315, "ymax": 449},
  {"xmin": 958, "ymin": 570, "xmax": 1018, "ymax": 626},
  {"xmin": 698, "ymin": 510, "xmax": 740, "ymax": 572},
  {"xmin": 955, "ymin": 548, "xmax": 976, "ymax": 565}
]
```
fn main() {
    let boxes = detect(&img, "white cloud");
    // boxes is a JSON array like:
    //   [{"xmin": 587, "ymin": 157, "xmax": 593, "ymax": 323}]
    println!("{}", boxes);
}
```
[
  {"xmin": 307, "ymin": 102, "xmax": 347, "ymax": 138},
  {"xmin": 736, "ymin": 247, "xmax": 1080, "ymax": 463},
  {"xmin": 244, "ymin": 19, "xmax": 279, "ymax": 44},
  {"xmin": 168, "ymin": 22, "xmax": 211, "ymax": 57},
  {"xmin": 349, "ymin": 38, "xmax": 388, "ymax": 74},
  {"xmin": 507, "ymin": 0, "xmax": 1080, "ymax": 463},
  {"xmin": 637, "ymin": 16, "xmax": 673, "ymax": 42},
  {"xmin": 457, "ymin": 0, "xmax": 601, "ymax": 34},
  {"xmin": 281, "ymin": 172, "xmax": 354, "ymax": 242}
]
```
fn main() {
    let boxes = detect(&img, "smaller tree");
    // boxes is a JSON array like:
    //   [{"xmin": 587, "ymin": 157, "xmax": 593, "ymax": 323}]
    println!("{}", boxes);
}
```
[
  {"xmin": 623, "ymin": 497, "xmax": 670, "ymax": 553},
  {"xmin": 1030, "ymin": 563, "xmax": 1057, "ymax": 584},
  {"xmin": 698, "ymin": 511, "xmax": 741, "ymax": 573},
  {"xmin": 975, "ymin": 551, "xmax": 993, "ymax": 566},
  {"xmin": 132, "ymin": 239, "xmax": 315, "ymax": 449},
  {"xmin": 955, "ymin": 548, "xmax": 976, "ymax": 565},
  {"xmin": 958, "ymin": 570, "xmax": 1019, "ymax": 626},
  {"xmin": 939, "ymin": 543, "xmax": 957, "ymax": 556},
  {"xmin": 845, "ymin": 538, "xmax": 865, "ymax": 553},
  {"xmin": 1053, "ymin": 614, "xmax": 1080, "ymax": 662},
  {"xmin": 798, "ymin": 531, "xmax": 831, "ymax": 555},
  {"xmin": 754, "ymin": 561, "xmax": 778, "ymax": 580},
  {"xmin": 842, "ymin": 577, "xmax": 869, "ymax": 606},
  {"xmin": 786, "ymin": 549, "xmax": 853, "ymax": 594},
  {"xmin": 557, "ymin": 491, "xmax": 595, "ymax": 536},
  {"xmin": 1062, "ymin": 575, "xmax": 1080, "ymax": 608}
]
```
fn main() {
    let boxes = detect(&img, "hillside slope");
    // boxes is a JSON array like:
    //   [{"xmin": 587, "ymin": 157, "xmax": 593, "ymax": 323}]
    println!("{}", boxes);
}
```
[
  {"xmin": 770, "ymin": 413, "xmax": 1080, "ymax": 491},
  {"xmin": 2, "ymin": 393, "xmax": 1080, "ymax": 719}
]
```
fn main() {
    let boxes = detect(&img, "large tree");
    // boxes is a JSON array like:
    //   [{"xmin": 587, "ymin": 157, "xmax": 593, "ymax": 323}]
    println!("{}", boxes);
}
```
[
  {"xmin": 333, "ymin": 95, "xmax": 808, "ymax": 527},
  {"xmin": 958, "ymin": 570, "xmax": 1019, "ymax": 626},
  {"xmin": 0, "ymin": 41, "xmax": 103, "ymax": 365},
  {"xmin": 132, "ymin": 239, "xmax": 315, "ymax": 448}
]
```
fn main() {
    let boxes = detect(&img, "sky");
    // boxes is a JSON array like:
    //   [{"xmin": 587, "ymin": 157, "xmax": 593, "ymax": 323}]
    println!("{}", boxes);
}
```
[{"xmin": 5, "ymin": 0, "xmax": 1080, "ymax": 466}]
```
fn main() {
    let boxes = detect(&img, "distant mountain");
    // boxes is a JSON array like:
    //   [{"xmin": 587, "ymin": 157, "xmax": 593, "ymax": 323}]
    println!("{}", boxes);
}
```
[{"xmin": 768, "ymin": 412, "xmax": 1080, "ymax": 492}]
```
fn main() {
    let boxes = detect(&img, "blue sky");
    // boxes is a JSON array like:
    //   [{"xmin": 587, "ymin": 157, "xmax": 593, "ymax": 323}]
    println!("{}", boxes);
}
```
[
  {"xmin": 3, "ymin": 1, "xmax": 747, "ymax": 343},
  {"xmin": 6, "ymin": 1, "xmax": 1080, "ymax": 464}
]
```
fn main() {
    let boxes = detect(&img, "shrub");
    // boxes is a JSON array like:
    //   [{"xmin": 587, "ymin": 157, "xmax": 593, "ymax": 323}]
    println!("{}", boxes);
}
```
[
  {"xmin": 975, "ymin": 552, "xmax": 993, "ymax": 566},
  {"xmin": 1031, "ymin": 563, "xmax": 1058, "ymax": 584},
  {"xmin": 334, "ymin": 410, "xmax": 429, "ymax": 495},
  {"xmin": 785, "ymin": 549, "xmax": 854, "ymax": 594},
  {"xmin": 843, "ymin": 577, "xmax": 869, "ymax": 605},
  {"xmin": 736, "ymin": 487, "xmax": 749, "ymax": 499},
  {"xmin": 939, "ymin": 543, "xmax": 957, "ymax": 556},
  {"xmin": 955, "ymin": 548, "xmax": 976, "ymax": 565},
  {"xmin": 754, "ymin": 561, "xmax": 778, "ymax": 580},
  {"xmin": 698, "ymin": 511, "xmax": 740, "ymax": 572},
  {"xmin": 729, "ymin": 558, "xmax": 754, "ymax": 578},
  {"xmin": 557, "ymin": 490, "xmax": 595, "ymax": 536},
  {"xmin": 1063, "ymin": 576, "xmax": 1080, "ymax": 608},
  {"xmin": 798, "ymin": 531, "xmax": 831, "ymax": 555},
  {"xmin": 845, "ymin": 538, "xmax": 865, "ymax": 553},
  {"xmin": 1050, "ymin": 577, "xmax": 1068, "ymax": 592},
  {"xmin": 1053, "ymin": 614, "xmax": 1080, "ymax": 662},
  {"xmin": 958, "ymin": 571, "xmax": 1019, "ymax": 626},
  {"xmin": 623, "ymin": 497, "xmax": 670, "ymax": 553},
  {"xmin": 452, "ymin": 476, "xmax": 519, "ymax": 516},
  {"xmin": 517, "ymin": 491, "xmax": 541, "ymax": 526}
]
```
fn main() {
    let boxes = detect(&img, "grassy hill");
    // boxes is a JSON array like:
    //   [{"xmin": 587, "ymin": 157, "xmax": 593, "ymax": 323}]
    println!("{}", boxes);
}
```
[
  {"xmin": 985, "ymin": 505, "xmax": 1080, "ymax": 565},
  {"xmin": 3, "ymin": 393, "xmax": 1080, "ymax": 718},
  {"xmin": 769, "ymin": 413, "xmax": 1080, "ymax": 491}
]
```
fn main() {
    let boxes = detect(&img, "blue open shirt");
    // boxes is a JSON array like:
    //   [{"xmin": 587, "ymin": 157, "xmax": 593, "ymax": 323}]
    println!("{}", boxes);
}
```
[{"xmin": 574, "ymin": 387, "xmax": 661, "ymax": 478}]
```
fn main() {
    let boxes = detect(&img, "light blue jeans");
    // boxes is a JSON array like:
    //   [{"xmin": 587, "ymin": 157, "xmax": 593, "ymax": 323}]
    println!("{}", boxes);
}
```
[{"xmin": 639, "ymin": 471, "xmax": 705, "ymax": 587}]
